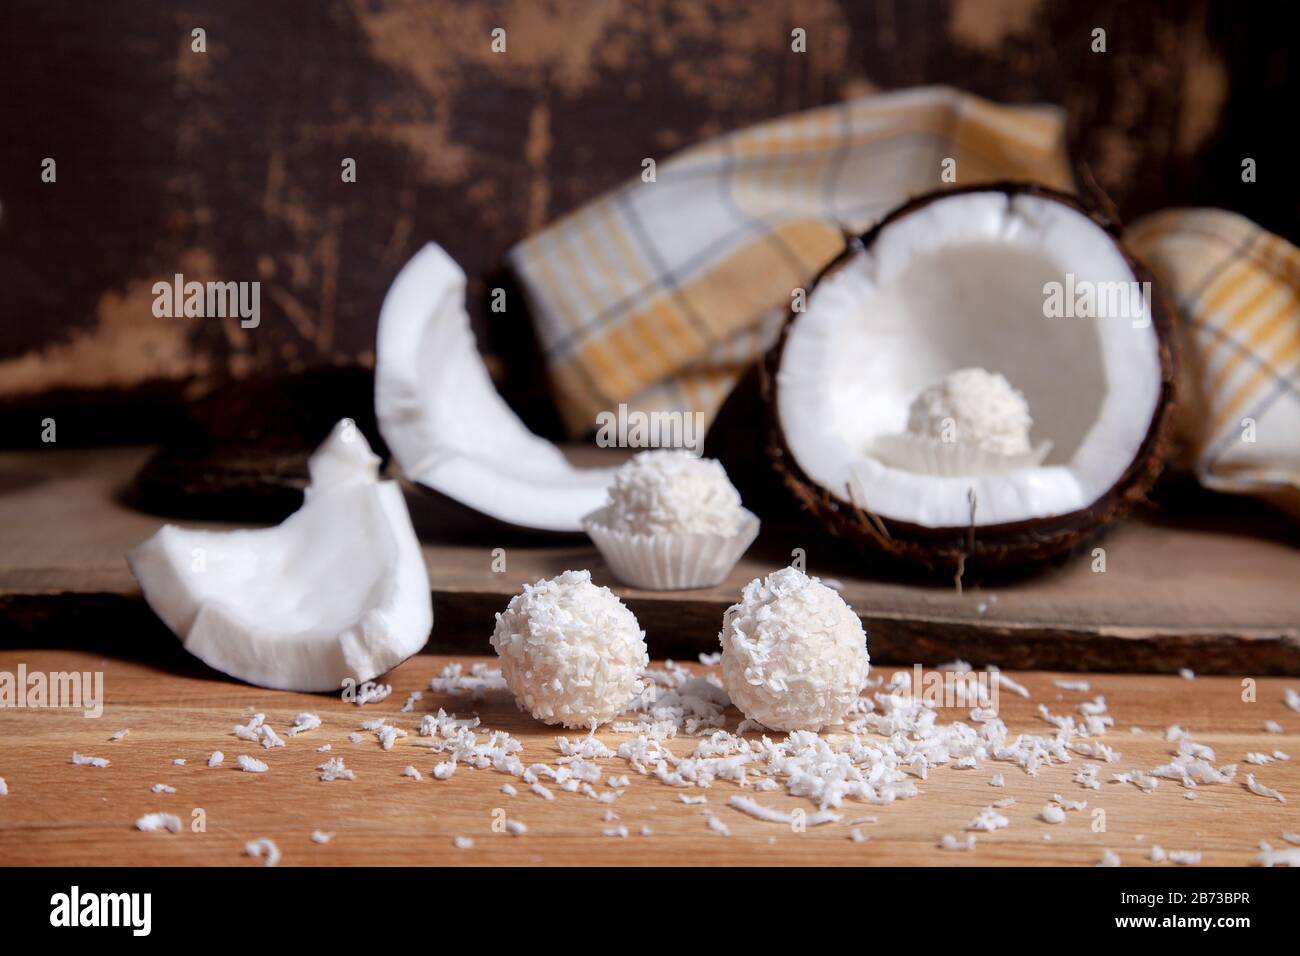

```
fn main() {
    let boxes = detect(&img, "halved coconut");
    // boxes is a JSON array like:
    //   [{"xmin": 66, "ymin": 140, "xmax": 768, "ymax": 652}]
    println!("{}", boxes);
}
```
[
  {"xmin": 765, "ymin": 184, "xmax": 1177, "ymax": 574},
  {"xmin": 375, "ymin": 243, "xmax": 615, "ymax": 533},
  {"xmin": 128, "ymin": 420, "xmax": 432, "ymax": 691}
]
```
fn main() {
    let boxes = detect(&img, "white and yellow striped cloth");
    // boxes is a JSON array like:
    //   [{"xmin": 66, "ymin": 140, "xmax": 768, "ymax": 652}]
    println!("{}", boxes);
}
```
[
  {"xmin": 1129, "ymin": 210, "xmax": 1300, "ymax": 517},
  {"xmin": 509, "ymin": 86, "xmax": 1299, "ymax": 515}
]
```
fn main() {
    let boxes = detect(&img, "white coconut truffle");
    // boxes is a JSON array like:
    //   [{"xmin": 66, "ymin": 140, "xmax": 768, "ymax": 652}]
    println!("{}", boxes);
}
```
[
  {"xmin": 906, "ymin": 367, "xmax": 1033, "ymax": 455},
  {"xmin": 602, "ymin": 450, "xmax": 744, "ymax": 535},
  {"xmin": 491, "ymin": 570, "xmax": 647, "ymax": 728},
  {"xmin": 719, "ymin": 567, "xmax": 870, "ymax": 732}
]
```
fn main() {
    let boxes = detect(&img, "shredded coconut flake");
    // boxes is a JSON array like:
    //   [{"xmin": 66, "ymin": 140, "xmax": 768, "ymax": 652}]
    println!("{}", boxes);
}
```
[
  {"xmin": 136, "ymin": 813, "xmax": 181, "ymax": 833},
  {"xmin": 1244, "ymin": 773, "xmax": 1285, "ymax": 803},
  {"xmin": 71, "ymin": 752, "xmax": 109, "ymax": 768},
  {"xmin": 244, "ymin": 837, "xmax": 280, "ymax": 866}
]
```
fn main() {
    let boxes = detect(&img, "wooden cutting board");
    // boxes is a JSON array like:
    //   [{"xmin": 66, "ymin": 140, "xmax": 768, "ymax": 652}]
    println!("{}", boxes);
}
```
[
  {"xmin": 0, "ymin": 650, "xmax": 1296, "ymax": 866},
  {"xmin": 1, "ymin": 446, "xmax": 1298, "ymax": 673}
]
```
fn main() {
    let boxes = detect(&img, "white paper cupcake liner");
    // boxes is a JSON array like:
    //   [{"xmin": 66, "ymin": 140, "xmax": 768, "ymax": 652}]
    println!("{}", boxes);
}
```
[
  {"xmin": 870, "ymin": 432, "xmax": 1053, "ymax": 477},
  {"xmin": 582, "ymin": 507, "xmax": 760, "ymax": 591}
]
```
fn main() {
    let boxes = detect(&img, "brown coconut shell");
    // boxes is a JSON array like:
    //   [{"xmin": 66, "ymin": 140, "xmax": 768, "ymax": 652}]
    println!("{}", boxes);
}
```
[{"xmin": 762, "ymin": 182, "xmax": 1179, "ymax": 579}]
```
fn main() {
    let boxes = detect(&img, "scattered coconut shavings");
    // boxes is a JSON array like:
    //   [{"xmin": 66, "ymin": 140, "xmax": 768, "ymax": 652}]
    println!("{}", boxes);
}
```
[
  {"xmin": 1256, "ymin": 842, "xmax": 1300, "ymax": 867},
  {"xmin": 989, "ymin": 773, "xmax": 1005, "ymax": 787},
  {"xmin": 348, "ymin": 732, "xmax": 364, "ymax": 744},
  {"xmin": 237, "ymin": 755, "xmax": 268, "ymax": 773},
  {"xmin": 1074, "ymin": 765, "xmax": 1101, "ymax": 790},
  {"xmin": 208, "ymin": 751, "xmax": 224, "ymax": 767},
  {"xmin": 1040, "ymin": 804, "xmax": 1066, "ymax": 824},
  {"xmin": 1097, "ymin": 849, "xmax": 1121, "ymax": 867},
  {"xmin": 403, "ymin": 766, "xmax": 422, "ymax": 781},
  {"xmin": 1054, "ymin": 679, "xmax": 1090, "ymax": 692},
  {"xmin": 454, "ymin": 836, "xmax": 474, "ymax": 849},
  {"xmin": 1149, "ymin": 846, "xmax": 1201, "ymax": 865},
  {"xmin": 286, "ymin": 713, "xmax": 321, "ymax": 736},
  {"xmin": 1185, "ymin": 792, "xmax": 1197, "ymax": 800},
  {"xmin": 850, "ymin": 828, "xmax": 868, "ymax": 843},
  {"xmin": 71, "ymin": 752, "xmax": 109, "ymax": 768},
  {"xmin": 376, "ymin": 724, "xmax": 407, "ymax": 751},
  {"xmin": 603, "ymin": 826, "xmax": 630, "ymax": 838},
  {"xmin": 640, "ymin": 825, "xmax": 654, "ymax": 836},
  {"xmin": 501, "ymin": 783, "xmax": 517, "ymax": 796},
  {"xmin": 316, "ymin": 744, "xmax": 332, "ymax": 753},
  {"xmin": 505, "ymin": 819, "xmax": 527, "ymax": 836},
  {"xmin": 151, "ymin": 783, "xmax": 176, "ymax": 794},
  {"xmin": 259, "ymin": 725, "xmax": 285, "ymax": 749},
  {"xmin": 706, "ymin": 814, "xmax": 731, "ymax": 836},
  {"xmin": 1245, "ymin": 752, "xmax": 1279, "ymax": 764},
  {"xmin": 728, "ymin": 795, "xmax": 842, "ymax": 826},
  {"xmin": 353, "ymin": 682, "xmax": 392, "ymax": 705},
  {"xmin": 317, "ymin": 757, "xmax": 355, "ymax": 782},
  {"xmin": 1112, "ymin": 770, "xmax": 1158, "ymax": 793},
  {"xmin": 173, "ymin": 758, "xmax": 186, "ymax": 765},
  {"xmin": 1264, "ymin": 720, "xmax": 1283, "ymax": 734},
  {"xmin": 1283, "ymin": 833, "xmax": 1300, "ymax": 845},
  {"xmin": 990, "ymin": 669, "xmax": 1029, "ymax": 699},
  {"xmin": 941, "ymin": 834, "xmax": 976, "ymax": 851},
  {"xmin": 429, "ymin": 662, "xmax": 508, "ymax": 699},
  {"xmin": 698, "ymin": 651, "xmax": 721, "ymax": 666},
  {"xmin": 679, "ymin": 794, "xmax": 708, "ymax": 805},
  {"xmin": 1052, "ymin": 794, "xmax": 1087, "ymax": 811},
  {"xmin": 232, "ymin": 714, "xmax": 265, "ymax": 741},
  {"xmin": 992, "ymin": 797, "xmax": 1015, "ymax": 809},
  {"xmin": 109, "ymin": 729, "xmax": 129, "ymax": 741},
  {"xmin": 1244, "ymin": 773, "xmax": 1285, "ymax": 803},
  {"xmin": 1284, "ymin": 688, "xmax": 1300, "ymax": 713},
  {"xmin": 401, "ymin": 691, "xmax": 423, "ymax": 713},
  {"xmin": 432, "ymin": 760, "xmax": 456, "ymax": 780},
  {"xmin": 1179, "ymin": 668, "xmax": 1195, "ymax": 681},
  {"xmin": 136, "ymin": 813, "xmax": 181, "ymax": 833},
  {"xmin": 967, "ymin": 806, "xmax": 1010, "ymax": 832},
  {"xmin": 311, "ymin": 830, "xmax": 333, "ymax": 844},
  {"xmin": 0, "ymin": 777, "xmax": 7, "ymax": 796},
  {"xmin": 1078, "ymin": 696, "xmax": 1108, "ymax": 717},
  {"xmin": 531, "ymin": 782, "xmax": 555, "ymax": 801},
  {"xmin": 244, "ymin": 837, "xmax": 280, "ymax": 866}
]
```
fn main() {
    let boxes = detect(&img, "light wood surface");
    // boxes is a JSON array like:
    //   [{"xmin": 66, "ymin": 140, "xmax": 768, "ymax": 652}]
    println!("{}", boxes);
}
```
[
  {"xmin": 2, "ymin": 446, "xmax": 1299, "ymax": 672},
  {"xmin": 0, "ymin": 650, "xmax": 1296, "ymax": 866}
]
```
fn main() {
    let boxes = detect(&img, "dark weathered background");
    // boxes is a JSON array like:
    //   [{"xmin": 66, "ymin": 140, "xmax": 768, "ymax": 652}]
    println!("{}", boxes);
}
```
[{"xmin": 1, "ymin": 0, "xmax": 1294, "ymax": 445}]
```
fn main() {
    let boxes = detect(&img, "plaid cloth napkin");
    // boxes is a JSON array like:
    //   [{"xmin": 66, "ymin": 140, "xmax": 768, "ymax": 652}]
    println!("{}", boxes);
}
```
[
  {"xmin": 509, "ymin": 86, "xmax": 1298, "ymax": 515},
  {"xmin": 1129, "ymin": 210, "xmax": 1300, "ymax": 517}
]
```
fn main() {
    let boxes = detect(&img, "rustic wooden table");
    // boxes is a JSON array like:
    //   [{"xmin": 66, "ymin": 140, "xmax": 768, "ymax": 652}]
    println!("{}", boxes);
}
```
[
  {"xmin": 1, "ymin": 445, "xmax": 1298, "ymax": 865},
  {"xmin": 0, "ymin": 650, "xmax": 1296, "ymax": 866}
]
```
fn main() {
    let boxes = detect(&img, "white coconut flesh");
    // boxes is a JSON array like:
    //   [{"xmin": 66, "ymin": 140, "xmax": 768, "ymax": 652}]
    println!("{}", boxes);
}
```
[
  {"xmin": 375, "ymin": 243, "xmax": 615, "ymax": 533},
  {"xmin": 776, "ymin": 191, "xmax": 1162, "ymax": 529},
  {"xmin": 128, "ymin": 421, "xmax": 432, "ymax": 691}
]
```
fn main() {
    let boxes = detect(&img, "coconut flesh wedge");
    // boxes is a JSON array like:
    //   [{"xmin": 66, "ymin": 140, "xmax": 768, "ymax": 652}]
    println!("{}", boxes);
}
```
[
  {"xmin": 128, "ymin": 420, "xmax": 432, "ymax": 691},
  {"xmin": 767, "ymin": 184, "xmax": 1177, "ymax": 574},
  {"xmin": 375, "ymin": 243, "xmax": 615, "ymax": 534}
]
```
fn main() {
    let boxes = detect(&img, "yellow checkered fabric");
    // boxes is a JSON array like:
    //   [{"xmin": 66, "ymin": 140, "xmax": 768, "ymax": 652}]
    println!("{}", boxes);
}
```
[
  {"xmin": 1129, "ymin": 210, "xmax": 1300, "ymax": 518},
  {"xmin": 508, "ymin": 86, "xmax": 1074, "ymax": 434}
]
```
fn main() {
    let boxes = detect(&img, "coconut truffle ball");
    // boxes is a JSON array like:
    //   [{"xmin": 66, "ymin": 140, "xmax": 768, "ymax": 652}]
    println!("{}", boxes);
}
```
[
  {"xmin": 603, "ymin": 450, "xmax": 744, "ymax": 535},
  {"xmin": 719, "ymin": 567, "xmax": 869, "ymax": 732},
  {"xmin": 906, "ymin": 367, "xmax": 1033, "ymax": 455},
  {"xmin": 490, "ymin": 569, "xmax": 647, "ymax": 728}
]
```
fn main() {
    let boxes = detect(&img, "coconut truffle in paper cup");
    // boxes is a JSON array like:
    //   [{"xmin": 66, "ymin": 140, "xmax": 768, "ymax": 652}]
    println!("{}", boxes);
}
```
[{"xmin": 583, "ymin": 450, "xmax": 759, "ymax": 590}]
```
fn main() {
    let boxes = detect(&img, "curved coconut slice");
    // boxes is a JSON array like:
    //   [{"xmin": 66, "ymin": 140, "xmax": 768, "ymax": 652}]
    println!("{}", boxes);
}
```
[
  {"xmin": 128, "ymin": 420, "xmax": 432, "ymax": 691},
  {"xmin": 375, "ymin": 243, "xmax": 615, "ymax": 533},
  {"xmin": 766, "ymin": 184, "xmax": 1177, "ymax": 573}
]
